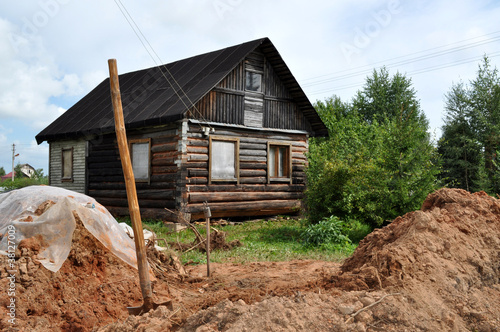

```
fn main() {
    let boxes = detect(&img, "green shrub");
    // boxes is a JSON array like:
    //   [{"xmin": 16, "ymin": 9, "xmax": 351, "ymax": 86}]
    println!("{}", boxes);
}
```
[{"xmin": 301, "ymin": 216, "xmax": 352, "ymax": 249}]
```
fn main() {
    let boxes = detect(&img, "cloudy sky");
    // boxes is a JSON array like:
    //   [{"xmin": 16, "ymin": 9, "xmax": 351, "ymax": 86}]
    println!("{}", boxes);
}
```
[{"xmin": 1, "ymin": 0, "xmax": 499, "ymax": 174}]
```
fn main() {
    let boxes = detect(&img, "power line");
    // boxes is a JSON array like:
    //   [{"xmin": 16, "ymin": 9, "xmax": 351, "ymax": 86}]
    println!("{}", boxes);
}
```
[
  {"xmin": 112, "ymin": 0, "xmax": 212, "ymax": 129},
  {"xmin": 307, "ymin": 52, "xmax": 500, "ymax": 96},
  {"xmin": 301, "ymin": 29, "xmax": 500, "ymax": 85}
]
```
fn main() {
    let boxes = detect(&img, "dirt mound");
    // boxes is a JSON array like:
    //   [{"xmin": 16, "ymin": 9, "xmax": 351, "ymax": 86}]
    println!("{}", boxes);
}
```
[
  {"xmin": 112, "ymin": 188, "xmax": 499, "ymax": 332},
  {"xmin": 0, "ymin": 212, "xmax": 171, "ymax": 332},
  {"xmin": 325, "ymin": 188, "xmax": 500, "ymax": 330},
  {"xmin": 3, "ymin": 188, "xmax": 500, "ymax": 331}
]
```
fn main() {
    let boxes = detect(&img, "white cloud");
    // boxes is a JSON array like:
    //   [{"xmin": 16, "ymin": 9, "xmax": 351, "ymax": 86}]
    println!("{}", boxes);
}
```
[{"xmin": 0, "ymin": 17, "xmax": 83, "ymax": 129}]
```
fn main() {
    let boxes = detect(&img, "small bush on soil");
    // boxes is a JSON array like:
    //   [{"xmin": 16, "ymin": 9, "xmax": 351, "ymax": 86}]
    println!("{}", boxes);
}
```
[{"xmin": 301, "ymin": 216, "xmax": 354, "ymax": 251}]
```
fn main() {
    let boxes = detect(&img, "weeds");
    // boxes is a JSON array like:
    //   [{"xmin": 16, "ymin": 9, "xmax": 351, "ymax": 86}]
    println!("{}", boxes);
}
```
[{"xmin": 119, "ymin": 217, "xmax": 356, "ymax": 265}]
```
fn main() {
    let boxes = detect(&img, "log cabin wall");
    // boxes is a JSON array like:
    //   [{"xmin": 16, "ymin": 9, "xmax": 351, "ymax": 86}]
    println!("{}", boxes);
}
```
[
  {"xmin": 184, "ymin": 122, "xmax": 308, "ymax": 220},
  {"xmin": 86, "ymin": 123, "xmax": 183, "ymax": 220}
]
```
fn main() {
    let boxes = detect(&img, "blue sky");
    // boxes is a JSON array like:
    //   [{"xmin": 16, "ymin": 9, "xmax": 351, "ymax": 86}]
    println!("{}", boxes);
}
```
[{"xmin": 1, "ymin": 0, "xmax": 499, "ymax": 174}]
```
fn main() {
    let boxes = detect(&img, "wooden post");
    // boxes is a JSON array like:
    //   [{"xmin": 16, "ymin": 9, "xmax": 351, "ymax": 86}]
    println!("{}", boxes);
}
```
[
  {"xmin": 108, "ymin": 59, "xmax": 153, "ymax": 308},
  {"xmin": 203, "ymin": 201, "xmax": 211, "ymax": 277}
]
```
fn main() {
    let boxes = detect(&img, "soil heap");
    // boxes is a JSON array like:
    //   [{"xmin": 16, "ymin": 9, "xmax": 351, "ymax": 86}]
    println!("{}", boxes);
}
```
[
  {"xmin": 0, "ymin": 213, "xmax": 171, "ymax": 332},
  {"xmin": 110, "ymin": 188, "xmax": 499, "ymax": 332},
  {"xmin": 2, "ymin": 188, "xmax": 499, "ymax": 331}
]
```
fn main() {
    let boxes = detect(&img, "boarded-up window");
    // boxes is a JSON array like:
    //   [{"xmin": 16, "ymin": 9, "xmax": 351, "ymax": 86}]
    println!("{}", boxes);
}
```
[
  {"xmin": 210, "ymin": 137, "xmax": 239, "ymax": 184},
  {"xmin": 130, "ymin": 139, "xmax": 150, "ymax": 182},
  {"xmin": 245, "ymin": 71, "xmax": 262, "ymax": 92},
  {"xmin": 268, "ymin": 143, "xmax": 291, "ymax": 183},
  {"xmin": 61, "ymin": 148, "xmax": 73, "ymax": 181}
]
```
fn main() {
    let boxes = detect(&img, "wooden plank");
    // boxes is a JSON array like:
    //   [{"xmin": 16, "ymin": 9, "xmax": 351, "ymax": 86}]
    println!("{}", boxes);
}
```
[
  {"xmin": 240, "ymin": 169, "xmax": 267, "ymax": 177},
  {"xmin": 188, "ymin": 199, "xmax": 301, "ymax": 217},
  {"xmin": 239, "ymin": 177, "xmax": 267, "ymax": 184},
  {"xmin": 239, "ymin": 149, "xmax": 267, "ymax": 157},
  {"xmin": 88, "ymin": 189, "xmax": 175, "ymax": 200},
  {"xmin": 189, "ymin": 191, "xmax": 302, "ymax": 203},
  {"xmin": 240, "ymin": 161, "xmax": 266, "ymax": 170},
  {"xmin": 187, "ymin": 184, "xmax": 305, "ymax": 192}
]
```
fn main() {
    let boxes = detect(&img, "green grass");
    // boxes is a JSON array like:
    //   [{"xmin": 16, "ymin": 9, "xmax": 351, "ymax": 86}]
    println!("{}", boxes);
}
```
[{"xmin": 120, "ymin": 216, "xmax": 356, "ymax": 265}]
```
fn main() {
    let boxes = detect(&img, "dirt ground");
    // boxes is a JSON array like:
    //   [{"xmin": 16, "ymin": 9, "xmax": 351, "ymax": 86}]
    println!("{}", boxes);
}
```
[{"xmin": 1, "ymin": 188, "xmax": 499, "ymax": 331}]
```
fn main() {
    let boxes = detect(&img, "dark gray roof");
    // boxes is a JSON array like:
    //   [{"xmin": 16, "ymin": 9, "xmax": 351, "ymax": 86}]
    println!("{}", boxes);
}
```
[{"xmin": 36, "ymin": 38, "xmax": 327, "ymax": 144}]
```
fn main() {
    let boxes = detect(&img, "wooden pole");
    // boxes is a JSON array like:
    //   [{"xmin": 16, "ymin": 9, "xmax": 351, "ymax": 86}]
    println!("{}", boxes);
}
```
[
  {"xmin": 203, "ymin": 202, "xmax": 211, "ymax": 277},
  {"xmin": 108, "ymin": 59, "xmax": 154, "ymax": 308}
]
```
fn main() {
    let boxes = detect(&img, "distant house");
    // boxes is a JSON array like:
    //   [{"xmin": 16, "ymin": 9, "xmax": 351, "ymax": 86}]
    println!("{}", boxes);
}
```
[
  {"xmin": 1, "ymin": 172, "xmax": 13, "ymax": 182},
  {"xmin": 1, "ymin": 164, "xmax": 36, "ymax": 182},
  {"xmin": 35, "ymin": 38, "xmax": 328, "ymax": 222},
  {"xmin": 20, "ymin": 164, "xmax": 36, "ymax": 178}
]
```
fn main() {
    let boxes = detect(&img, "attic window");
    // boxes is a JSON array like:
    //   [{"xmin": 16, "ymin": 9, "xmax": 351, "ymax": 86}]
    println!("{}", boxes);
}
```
[
  {"xmin": 129, "ymin": 139, "xmax": 151, "ymax": 182},
  {"xmin": 245, "ymin": 71, "xmax": 262, "ymax": 92}
]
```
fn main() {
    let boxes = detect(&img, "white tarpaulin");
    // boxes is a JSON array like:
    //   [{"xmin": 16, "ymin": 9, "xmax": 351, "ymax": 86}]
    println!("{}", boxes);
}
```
[{"xmin": 0, "ymin": 185, "xmax": 138, "ymax": 272}]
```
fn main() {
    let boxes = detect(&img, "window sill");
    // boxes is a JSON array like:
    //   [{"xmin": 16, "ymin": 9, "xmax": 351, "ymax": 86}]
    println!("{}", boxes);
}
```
[{"xmin": 269, "ymin": 177, "xmax": 291, "ymax": 183}]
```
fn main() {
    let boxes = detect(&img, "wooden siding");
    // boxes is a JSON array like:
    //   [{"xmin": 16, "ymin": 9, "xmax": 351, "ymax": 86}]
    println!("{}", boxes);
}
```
[
  {"xmin": 49, "ymin": 139, "xmax": 86, "ymax": 193},
  {"xmin": 188, "ymin": 47, "xmax": 312, "ymax": 133},
  {"xmin": 86, "ymin": 124, "xmax": 182, "ymax": 220},
  {"xmin": 183, "ymin": 123, "xmax": 307, "ymax": 220}
]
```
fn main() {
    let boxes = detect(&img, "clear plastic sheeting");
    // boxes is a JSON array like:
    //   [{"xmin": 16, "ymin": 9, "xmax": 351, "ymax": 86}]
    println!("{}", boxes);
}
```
[{"xmin": 0, "ymin": 185, "xmax": 138, "ymax": 272}]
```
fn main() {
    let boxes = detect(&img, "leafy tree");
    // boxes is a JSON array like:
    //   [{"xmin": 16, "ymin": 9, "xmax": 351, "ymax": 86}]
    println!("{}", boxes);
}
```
[
  {"xmin": 352, "ymin": 67, "xmax": 428, "ymax": 129},
  {"xmin": 352, "ymin": 68, "xmax": 440, "ymax": 218},
  {"xmin": 439, "ymin": 56, "xmax": 500, "ymax": 194},
  {"xmin": 469, "ymin": 56, "xmax": 500, "ymax": 193},
  {"xmin": 438, "ymin": 83, "xmax": 481, "ymax": 191},
  {"xmin": 306, "ymin": 69, "xmax": 440, "ymax": 229},
  {"xmin": 14, "ymin": 163, "xmax": 22, "ymax": 178},
  {"xmin": 0, "ymin": 167, "xmax": 5, "ymax": 177}
]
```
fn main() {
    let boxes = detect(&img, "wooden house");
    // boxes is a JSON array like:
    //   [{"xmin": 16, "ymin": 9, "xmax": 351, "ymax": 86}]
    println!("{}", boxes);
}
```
[{"xmin": 36, "ymin": 38, "xmax": 328, "ymax": 222}]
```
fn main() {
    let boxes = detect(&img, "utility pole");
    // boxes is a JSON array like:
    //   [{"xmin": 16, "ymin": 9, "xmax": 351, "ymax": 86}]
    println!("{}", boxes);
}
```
[
  {"xmin": 11, "ymin": 144, "xmax": 19, "ymax": 181},
  {"xmin": 12, "ymin": 144, "xmax": 15, "ymax": 181}
]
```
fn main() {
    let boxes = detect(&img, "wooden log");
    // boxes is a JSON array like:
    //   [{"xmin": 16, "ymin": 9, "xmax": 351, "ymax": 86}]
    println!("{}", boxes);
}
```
[
  {"xmin": 189, "ymin": 191, "xmax": 302, "ymax": 203},
  {"xmin": 240, "ymin": 156, "xmax": 267, "ymax": 162},
  {"xmin": 187, "ymin": 200, "xmax": 301, "ymax": 215},
  {"xmin": 240, "ymin": 142, "xmax": 267, "ymax": 150},
  {"xmin": 240, "ymin": 169, "xmax": 267, "ymax": 177},
  {"xmin": 188, "ymin": 169, "xmax": 209, "ymax": 177},
  {"xmin": 106, "ymin": 206, "xmax": 178, "ymax": 221},
  {"xmin": 187, "ymin": 146, "xmax": 208, "ymax": 154},
  {"xmin": 88, "ymin": 181, "xmax": 176, "ymax": 190},
  {"xmin": 150, "ymin": 174, "xmax": 177, "ymax": 182},
  {"xmin": 187, "ymin": 139, "xmax": 208, "ymax": 147},
  {"xmin": 240, "ymin": 150, "xmax": 267, "ymax": 157},
  {"xmin": 88, "ymin": 189, "xmax": 175, "ymax": 200},
  {"xmin": 152, "ymin": 165, "xmax": 178, "ymax": 174},
  {"xmin": 151, "ymin": 142, "xmax": 177, "ymax": 153},
  {"xmin": 187, "ymin": 184, "xmax": 305, "ymax": 192},
  {"xmin": 88, "ymin": 168, "xmax": 124, "ymax": 176},
  {"xmin": 89, "ymin": 175, "xmax": 125, "ymax": 182},
  {"xmin": 96, "ymin": 197, "xmax": 176, "ymax": 209},
  {"xmin": 240, "ymin": 161, "xmax": 266, "ymax": 170},
  {"xmin": 183, "ymin": 162, "xmax": 208, "ymax": 169},
  {"xmin": 151, "ymin": 157, "xmax": 177, "ymax": 166},
  {"xmin": 239, "ymin": 177, "xmax": 267, "ymax": 184},
  {"xmin": 188, "ymin": 154, "xmax": 209, "ymax": 161}
]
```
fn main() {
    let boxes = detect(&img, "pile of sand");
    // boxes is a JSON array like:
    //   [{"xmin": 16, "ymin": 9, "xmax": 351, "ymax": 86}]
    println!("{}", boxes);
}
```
[
  {"xmin": 170, "ymin": 188, "xmax": 500, "ymax": 331},
  {"xmin": 0, "ymin": 212, "xmax": 171, "ymax": 332},
  {"xmin": 2, "ymin": 188, "xmax": 499, "ymax": 331}
]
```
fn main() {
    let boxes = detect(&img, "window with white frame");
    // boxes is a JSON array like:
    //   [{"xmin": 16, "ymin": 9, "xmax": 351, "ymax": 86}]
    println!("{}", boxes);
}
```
[
  {"xmin": 268, "ymin": 142, "xmax": 291, "ymax": 183},
  {"xmin": 129, "ymin": 139, "xmax": 151, "ymax": 182},
  {"xmin": 209, "ymin": 137, "xmax": 239, "ymax": 183}
]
